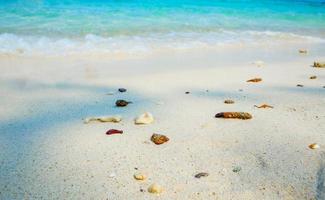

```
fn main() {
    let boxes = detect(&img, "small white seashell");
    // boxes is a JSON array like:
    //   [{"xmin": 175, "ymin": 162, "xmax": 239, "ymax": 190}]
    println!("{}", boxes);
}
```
[
  {"xmin": 134, "ymin": 112, "xmax": 154, "ymax": 125},
  {"xmin": 108, "ymin": 172, "xmax": 116, "ymax": 178},
  {"xmin": 252, "ymin": 60, "xmax": 265, "ymax": 67},
  {"xmin": 84, "ymin": 116, "xmax": 122, "ymax": 124},
  {"xmin": 148, "ymin": 183, "xmax": 163, "ymax": 195}
]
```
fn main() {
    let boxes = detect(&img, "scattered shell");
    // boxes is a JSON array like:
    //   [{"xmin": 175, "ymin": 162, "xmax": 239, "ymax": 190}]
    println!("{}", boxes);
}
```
[
  {"xmin": 310, "ymin": 76, "xmax": 317, "ymax": 79},
  {"xmin": 296, "ymin": 84, "xmax": 304, "ymax": 87},
  {"xmin": 108, "ymin": 172, "xmax": 116, "ymax": 178},
  {"xmin": 151, "ymin": 134, "xmax": 169, "ymax": 145},
  {"xmin": 215, "ymin": 112, "xmax": 252, "ymax": 120},
  {"xmin": 313, "ymin": 62, "xmax": 325, "ymax": 68},
  {"xmin": 118, "ymin": 88, "xmax": 127, "ymax": 92},
  {"xmin": 254, "ymin": 104, "xmax": 273, "ymax": 109},
  {"xmin": 232, "ymin": 166, "xmax": 242, "ymax": 173},
  {"xmin": 224, "ymin": 99, "xmax": 235, "ymax": 104},
  {"xmin": 309, "ymin": 143, "xmax": 320, "ymax": 149},
  {"xmin": 134, "ymin": 173, "xmax": 146, "ymax": 181},
  {"xmin": 247, "ymin": 78, "xmax": 262, "ymax": 83},
  {"xmin": 148, "ymin": 184, "xmax": 163, "ymax": 195},
  {"xmin": 115, "ymin": 100, "xmax": 132, "ymax": 107},
  {"xmin": 106, "ymin": 92, "xmax": 115, "ymax": 95},
  {"xmin": 84, "ymin": 116, "xmax": 122, "ymax": 123},
  {"xmin": 106, "ymin": 129, "xmax": 123, "ymax": 135},
  {"xmin": 253, "ymin": 61, "xmax": 265, "ymax": 67},
  {"xmin": 194, "ymin": 172, "xmax": 209, "ymax": 178},
  {"xmin": 299, "ymin": 49, "xmax": 307, "ymax": 54},
  {"xmin": 134, "ymin": 112, "xmax": 154, "ymax": 125}
]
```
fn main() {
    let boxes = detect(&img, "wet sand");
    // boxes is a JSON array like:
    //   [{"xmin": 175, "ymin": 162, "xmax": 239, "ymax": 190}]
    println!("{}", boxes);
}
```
[{"xmin": 0, "ymin": 44, "xmax": 325, "ymax": 199}]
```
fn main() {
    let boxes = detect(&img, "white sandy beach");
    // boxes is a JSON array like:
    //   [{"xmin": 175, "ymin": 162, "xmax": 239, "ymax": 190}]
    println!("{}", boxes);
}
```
[{"xmin": 0, "ymin": 42, "xmax": 325, "ymax": 199}]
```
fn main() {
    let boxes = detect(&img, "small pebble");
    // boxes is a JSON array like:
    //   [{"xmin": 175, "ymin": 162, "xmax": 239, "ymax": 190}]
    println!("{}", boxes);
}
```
[
  {"xmin": 148, "ymin": 184, "xmax": 163, "ymax": 195},
  {"xmin": 299, "ymin": 49, "xmax": 307, "ymax": 54},
  {"xmin": 309, "ymin": 143, "xmax": 320, "ymax": 149},
  {"xmin": 185, "ymin": 91, "xmax": 190, "ymax": 94},
  {"xmin": 134, "ymin": 173, "xmax": 146, "ymax": 181},
  {"xmin": 310, "ymin": 76, "xmax": 317, "ymax": 79},
  {"xmin": 118, "ymin": 88, "xmax": 127, "ymax": 92},
  {"xmin": 108, "ymin": 172, "xmax": 116, "ymax": 178},
  {"xmin": 232, "ymin": 166, "xmax": 241, "ymax": 173},
  {"xmin": 224, "ymin": 99, "xmax": 235, "ymax": 104},
  {"xmin": 134, "ymin": 112, "xmax": 154, "ymax": 125},
  {"xmin": 296, "ymin": 84, "xmax": 304, "ymax": 87},
  {"xmin": 247, "ymin": 78, "xmax": 262, "ymax": 83},
  {"xmin": 106, "ymin": 129, "xmax": 123, "ymax": 135},
  {"xmin": 115, "ymin": 100, "xmax": 132, "ymax": 107},
  {"xmin": 194, "ymin": 172, "xmax": 209, "ymax": 178},
  {"xmin": 151, "ymin": 134, "xmax": 169, "ymax": 145}
]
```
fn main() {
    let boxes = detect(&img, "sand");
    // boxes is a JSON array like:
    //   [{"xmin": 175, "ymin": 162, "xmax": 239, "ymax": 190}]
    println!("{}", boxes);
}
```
[{"xmin": 0, "ymin": 43, "xmax": 325, "ymax": 199}]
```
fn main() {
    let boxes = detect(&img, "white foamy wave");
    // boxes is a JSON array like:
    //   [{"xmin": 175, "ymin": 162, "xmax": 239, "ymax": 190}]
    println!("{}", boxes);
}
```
[{"xmin": 0, "ymin": 31, "xmax": 324, "ymax": 57}]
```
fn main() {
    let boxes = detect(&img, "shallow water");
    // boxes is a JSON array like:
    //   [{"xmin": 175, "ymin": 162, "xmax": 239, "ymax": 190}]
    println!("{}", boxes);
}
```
[{"xmin": 0, "ymin": 0, "xmax": 325, "ymax": 55}]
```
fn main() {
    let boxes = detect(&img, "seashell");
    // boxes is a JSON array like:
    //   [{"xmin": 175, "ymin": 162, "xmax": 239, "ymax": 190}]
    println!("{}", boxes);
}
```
[
  {"xmin": 253, "ymin": 61, "xmax": 265, "ymax": 67},
  {"xmin": 106, "ymin": 129, "xmax": 123, "ymax": 135},
  {"xmin": 133, "ymin": 173, "xmax": 146, "ymax": 181},
  {"xmin": 215, "ymin": 112, "xmax": 252, "ymax": 120},
  {"xmin": 194, "ymin": 172, "xmax": 209, "ymax": 178},
  {"xmin": 299, "ymin": 49, "xmax": 307, "ymax": 54},
  {"xmin": 247, "ymin": 78, "xmax": 262, "ymax": 83},
  {"xmin": 308, "ymin": 143, "xmax": 320, "ymax": 149},
  {"xmin": 134, "ymin": 112, "xmax": 154, "ymax": 125},
  {"xmin": 313, "ymin": 62, "xmax": 325, "ymax": 68},
  {"xmin": 108, "ymin": 172, "xmax": 116, "ymax": 178},
  {"xmin": 254, "ymin": 104, "xmax": 273, "ymax": 109},
  {"xmin": 118, "ymin": 88, "xmax": 127, "ymax": 92},
  {"xmin": 115, "ymin": 100, "xmax": 132, "ymax": 107},
  {"xmin": 224, "ymin": 99, "xmax": 235, "ymax": 104},
  {"xmin": 151, "ymin": 134, "xmax": 169, "ymax": 145},
  {"xmin": 84, "ymin": 116, "xmax": 122, "ymax": 123},
  {"xmin": 148, "ymin": 184, "xmax": 163, "ymax": 195},
  {"xmin": 310, "ymin": 76, "xmax": 317, "ymax": 79},
  {"xmin": 296, "ymin": 84, "xmax": 304, "ymax": 87}
]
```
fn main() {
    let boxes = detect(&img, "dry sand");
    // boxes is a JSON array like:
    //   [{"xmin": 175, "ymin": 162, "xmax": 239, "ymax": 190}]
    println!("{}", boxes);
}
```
[{"xmin": 0, "ymin": 43, "xmax": 325, "ymax": 199}]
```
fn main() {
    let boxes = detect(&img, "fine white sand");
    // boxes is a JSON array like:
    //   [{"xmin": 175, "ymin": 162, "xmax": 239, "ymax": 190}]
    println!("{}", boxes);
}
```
[{"xmin": 0, "ymin": 43, "xmax": 325, "ymax": 199}]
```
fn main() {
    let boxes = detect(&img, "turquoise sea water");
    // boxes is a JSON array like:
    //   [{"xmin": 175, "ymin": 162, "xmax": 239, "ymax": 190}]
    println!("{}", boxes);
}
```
[{"xmin": 0, "ymin": 0, "xmax": 325, "ymax": 55}]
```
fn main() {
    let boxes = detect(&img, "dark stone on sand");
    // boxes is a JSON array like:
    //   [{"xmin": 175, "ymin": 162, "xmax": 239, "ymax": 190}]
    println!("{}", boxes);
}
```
[
  {"xmin": 185, "ymin": 91, "xmax": 190, "ymax": 94},
  {"xmin": 106, "ymin": 129, "xmax": 123, "ymax": 135},
  {"xmin": 118, "ymin": 88, "xmax": 127, "ymax": 92},
  {"xmin": 215, "ymin": 112, "xmax": 252, "ymax": 120},
  {"xmin": 296, "ymin": 84, "xmax": 304, "ymax": 87},
  {"xmin": 195, "ymin": 172, "xmax": 209, "ymax": 178},
  {"xmin": 115, "ymin": 100, "xmax": 132, "ymax": 107},
  {"xmin": 232, "ymin": 166, "xmax": 241, "ymax": 173}
]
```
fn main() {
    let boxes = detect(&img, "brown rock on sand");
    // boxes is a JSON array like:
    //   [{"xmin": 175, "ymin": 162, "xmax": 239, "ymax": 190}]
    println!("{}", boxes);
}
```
[
  {"xmin": 254, "ymin": 104, "xmax": 273, "ymax": 109},
  {"xmin": 151, "ymin": 134, "xmax": 169, "ymax": 145},
  {"xmin": 224, "ymin": 100, "xmax": 235, "ymax": 104},
  {"xmin": 299, "ymin": 49, "xmax": 307, "ymax": 54},
  {"xmin": 247, "ymin": 78, "xmax": 262, "ymax": 83},
  {"xmin": 313, "ymin": 62, "xmax": 325, "ymax": 68},
  {"xmin": 115, "ymin": 100, "xmax": 132, "ymax": 107},
  {"xmin": 215, "ymin": 112, "xmax": 252, "ymax": 120},
  {"xmin": 310, "ymin": 76, "xmax": 317, "ymax": 79}
]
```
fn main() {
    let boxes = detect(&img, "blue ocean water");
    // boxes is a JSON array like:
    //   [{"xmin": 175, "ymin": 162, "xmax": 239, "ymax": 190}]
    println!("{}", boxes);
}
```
[{"xmin": 0, "ymin": 0, "xmax": 324, "ymax": 55}]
